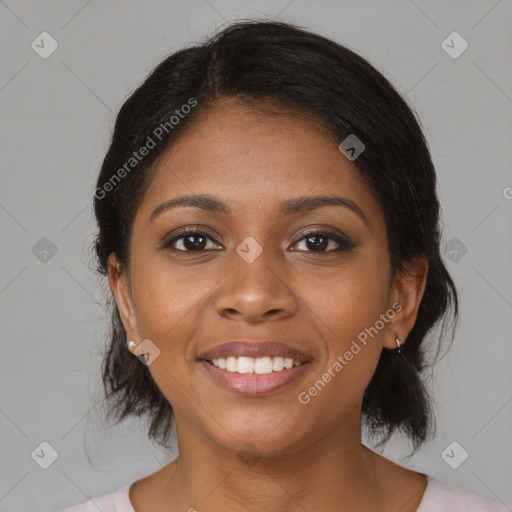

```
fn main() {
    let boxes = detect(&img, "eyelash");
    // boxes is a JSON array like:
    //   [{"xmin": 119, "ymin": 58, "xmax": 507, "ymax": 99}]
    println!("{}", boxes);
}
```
[{"xmin": 162, "ymin": 228, "xmax": 355, "ymax": 253}]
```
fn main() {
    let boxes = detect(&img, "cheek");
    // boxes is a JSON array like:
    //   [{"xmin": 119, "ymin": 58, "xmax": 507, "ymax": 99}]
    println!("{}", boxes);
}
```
[
  {"xmin": 302, "ymin": 251, "xmax": 390, "ymax": 391},
  {"xmin": 129, "ymin": 257, "xmax": 209, "ymax": 382},
  {"xmin": 129, "ymin": 259, "xmax": 206, "ymax": 410},
  {"xmin": 308, "ymin": 251, "xmax": 390, "ymax": 340},
  {"xmin": 131, "ymin": 256, "xmax": 202, "ymax": 335}
]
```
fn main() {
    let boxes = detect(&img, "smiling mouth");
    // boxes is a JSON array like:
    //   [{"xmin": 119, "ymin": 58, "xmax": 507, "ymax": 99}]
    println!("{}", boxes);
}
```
[
  {"xmin": 203, "ymin": 355, "xmax": 305, "ymax": 374},
  {"xmin": 198, "ymin": 356, "xmax": 311, "ymax": 395}
]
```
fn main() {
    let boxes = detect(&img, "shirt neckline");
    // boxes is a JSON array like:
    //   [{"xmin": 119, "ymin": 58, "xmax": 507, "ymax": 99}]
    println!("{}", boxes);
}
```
[
  {"xmin": 115, "ymin": 482, "xmax": 136, "ymax": 512},
  {"xmin": 415, "ymin": 474, "xmax": 435, "ymax": 512},
  {"xmin": 115, "ymin": 473, "xmax": 434, "ymax": 512}
]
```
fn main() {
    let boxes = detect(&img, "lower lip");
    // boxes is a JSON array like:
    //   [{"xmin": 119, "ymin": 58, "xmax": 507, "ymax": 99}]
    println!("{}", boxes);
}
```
[{"xmin": 199, "ymin": 360, "xmax": 310, "ymax": 395}]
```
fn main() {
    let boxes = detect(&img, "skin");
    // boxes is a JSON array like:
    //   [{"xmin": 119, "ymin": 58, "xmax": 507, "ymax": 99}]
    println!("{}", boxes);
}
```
[{"xmin": 108, "ymin": 97, "xmax": 429, "ymax": 512}]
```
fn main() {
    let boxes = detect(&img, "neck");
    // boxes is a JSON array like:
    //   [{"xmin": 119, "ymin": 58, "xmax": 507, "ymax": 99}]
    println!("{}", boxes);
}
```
[{"xmin": 160, "ymin": 414, "xmax": 386, "ymax": 512}]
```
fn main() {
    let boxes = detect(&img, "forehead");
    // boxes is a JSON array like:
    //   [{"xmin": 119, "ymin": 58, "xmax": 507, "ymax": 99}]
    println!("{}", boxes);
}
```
[{"xmin": 138, "ymin": 99, "xmax": 384, "ymax": 228}]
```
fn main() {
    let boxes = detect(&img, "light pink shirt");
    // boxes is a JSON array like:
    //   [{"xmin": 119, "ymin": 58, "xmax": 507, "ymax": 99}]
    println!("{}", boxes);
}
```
[{"xmin": 63, "ymin": 475, "xmax": 510, "ymax": 511}]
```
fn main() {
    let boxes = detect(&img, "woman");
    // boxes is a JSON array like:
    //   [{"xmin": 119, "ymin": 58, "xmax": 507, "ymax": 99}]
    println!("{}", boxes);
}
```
[{"xmin": 64, "ymin": 20, "xmax": 507, "ymax": 512}]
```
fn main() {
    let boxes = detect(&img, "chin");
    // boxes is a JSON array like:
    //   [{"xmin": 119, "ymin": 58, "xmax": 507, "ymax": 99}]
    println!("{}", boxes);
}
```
[{"xmin": 204, "ymin": 409, "xmax": 310, "ymax": 458}]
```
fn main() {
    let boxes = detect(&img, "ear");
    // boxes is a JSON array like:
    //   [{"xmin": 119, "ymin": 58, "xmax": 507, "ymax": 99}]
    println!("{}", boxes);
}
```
[
  {"xmin": 383, "ymin": 254, "xmax": 429, "ymax": 350},
  {"xmin": 107, "ymin": 252, "xmax": 141, "ymax": 345}
]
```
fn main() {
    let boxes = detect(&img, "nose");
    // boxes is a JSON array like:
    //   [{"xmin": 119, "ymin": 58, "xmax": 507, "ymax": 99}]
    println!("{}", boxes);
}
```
[{"xmin": 214, "ymin": 246, "xmax": 298, "ymax": 323}]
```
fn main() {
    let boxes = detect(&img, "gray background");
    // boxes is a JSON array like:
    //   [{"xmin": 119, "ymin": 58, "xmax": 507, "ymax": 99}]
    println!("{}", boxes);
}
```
[{"xmin": 1, "ymin": 1, "xmax": 511, "ymax": 511}]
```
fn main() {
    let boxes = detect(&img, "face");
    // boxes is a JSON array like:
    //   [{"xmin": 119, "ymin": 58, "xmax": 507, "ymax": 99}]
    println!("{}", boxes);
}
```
[{"xmin": 109, "ymin": 98, "xmax": 427, "ymax": 457}]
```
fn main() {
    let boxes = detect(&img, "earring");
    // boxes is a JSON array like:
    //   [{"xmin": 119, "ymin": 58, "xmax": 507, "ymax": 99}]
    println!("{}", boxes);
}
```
[
  {"xmin": 395, "ymin": 337, "xmax": 401, "ymax": 354},
  {"xmin": 126, "ymin": 341, "xmax": 137, "ymax": 353}
]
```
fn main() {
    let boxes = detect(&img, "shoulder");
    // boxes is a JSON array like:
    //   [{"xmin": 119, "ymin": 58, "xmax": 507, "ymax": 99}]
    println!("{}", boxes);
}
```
[
  {"xmin": 417, "ymin": 475, "xmax": 509, "ymax": 512},
  {"xmin": 62, "ymin": 483, "xmax": 134, "ymax": 512}
]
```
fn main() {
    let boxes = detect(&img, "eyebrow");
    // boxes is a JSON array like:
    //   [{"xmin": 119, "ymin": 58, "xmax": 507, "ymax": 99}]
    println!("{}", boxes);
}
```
[{"xmin": 149, "ymin": 193, "xmax": 371, "ymax": 229}]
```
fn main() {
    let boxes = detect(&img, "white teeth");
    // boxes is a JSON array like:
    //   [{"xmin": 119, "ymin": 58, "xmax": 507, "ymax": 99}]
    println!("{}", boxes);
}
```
[
  {"xmin": 237, "ymin": 356, "xmax": 254, "ymax": 374},
  {"xmin": 226, "ymin": 356, "xmax": 237, "ymax": 372},
  {"xmin": 254, "ymin": 356, "xmax": 273, "ymax": 374},
  {"xmin": 209, "ymin": 356, "xmax": 305, "ymax": 374},
  {"xmin": 272, "ymin": 356, "xmax": 284, "ymax": 372}
]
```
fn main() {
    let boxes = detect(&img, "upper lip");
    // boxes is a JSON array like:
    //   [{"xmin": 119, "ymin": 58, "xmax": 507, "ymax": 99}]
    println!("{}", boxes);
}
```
[{"xmin": 198, "ymin": 340, "xmax": 311, "ymax": 361}]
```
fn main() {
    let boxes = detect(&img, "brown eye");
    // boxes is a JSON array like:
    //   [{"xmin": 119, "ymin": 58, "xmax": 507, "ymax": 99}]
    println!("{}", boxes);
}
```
[
  {"xmin": 292, "ymin": 230, "xmax": 355, "ymax": 253},
  {"xmin": 163, "ymin": 229, "xmax": 223, "ymax": 252}
]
